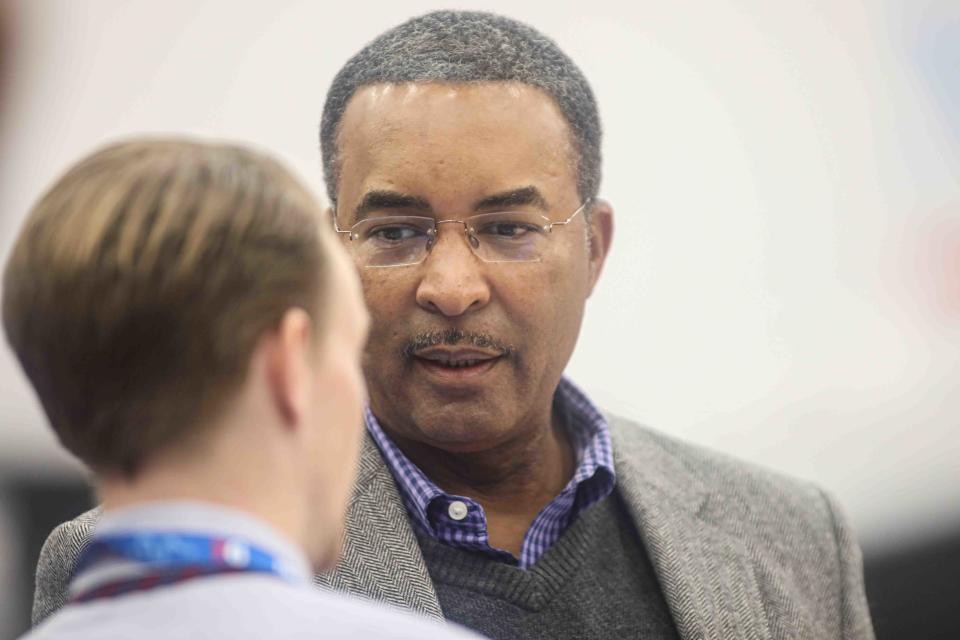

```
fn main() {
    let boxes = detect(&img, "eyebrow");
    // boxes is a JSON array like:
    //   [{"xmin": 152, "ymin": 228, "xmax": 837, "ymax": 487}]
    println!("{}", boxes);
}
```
[
  {"xmin": 354, "ymin": 190, "xmax": 431, "ymax": 221},
  {"xmin": 474, "ymin": 186, "xmax": 548, "ymax": 212},
  {"xmin": 350, "ymin": 185, "xmax": 550, "ymax": 222}
]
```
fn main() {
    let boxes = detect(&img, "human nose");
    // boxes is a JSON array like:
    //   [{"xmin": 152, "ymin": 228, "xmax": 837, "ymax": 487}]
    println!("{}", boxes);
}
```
[{"xmin": 415, "ymin": 223, "xmax": 491, "ymax": 317}]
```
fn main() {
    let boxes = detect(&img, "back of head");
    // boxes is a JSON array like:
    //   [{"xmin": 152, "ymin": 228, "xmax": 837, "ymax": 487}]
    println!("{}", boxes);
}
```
[
  {"xmin": 321, "ymin": 10, "xmax": 601, "ymax": 205},
  {"xmin": 3, "ymin": 138, "xmax": 326, "ymax": 478}
]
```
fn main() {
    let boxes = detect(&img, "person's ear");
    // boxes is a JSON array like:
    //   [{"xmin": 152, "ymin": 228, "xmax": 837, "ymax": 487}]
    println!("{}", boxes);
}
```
[
  {"xmin": 586, "ymin": 199, "xmax": 614, "ymax": 295},
  {"xmin": 263, "ymin": 308, "xmax": 314, "ymax": 429}
]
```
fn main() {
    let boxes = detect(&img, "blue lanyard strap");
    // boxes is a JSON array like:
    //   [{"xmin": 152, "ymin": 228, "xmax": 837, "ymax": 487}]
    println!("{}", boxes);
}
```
[
  {"xmin": 69, "ymin": 564, "xmax": 277, "ymax": 604},
  {"xmin": 70, "ymin": 532, "xmax": 291, "ymax": 603}
]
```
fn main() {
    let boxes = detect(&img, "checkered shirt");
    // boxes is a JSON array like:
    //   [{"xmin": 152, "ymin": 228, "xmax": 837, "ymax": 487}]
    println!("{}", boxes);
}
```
[{"xmin": 364, "ymin": 377, "xmax": 616, "ymax": 569}]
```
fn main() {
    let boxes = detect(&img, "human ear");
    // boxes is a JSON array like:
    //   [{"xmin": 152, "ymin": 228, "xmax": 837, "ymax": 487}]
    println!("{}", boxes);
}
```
[
  {"xmin": 263, "ymin": 308, "xmax": 314, "ymax": 429},
  {"xmin": 586, "ymin": 199, "xmax": 614, "ymax": 295}
]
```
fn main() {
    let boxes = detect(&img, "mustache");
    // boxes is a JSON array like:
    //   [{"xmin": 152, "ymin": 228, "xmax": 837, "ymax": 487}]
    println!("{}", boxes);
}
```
[{"xmin": 401, "ymin": 329, "xmax": 517, "ymax": 359}]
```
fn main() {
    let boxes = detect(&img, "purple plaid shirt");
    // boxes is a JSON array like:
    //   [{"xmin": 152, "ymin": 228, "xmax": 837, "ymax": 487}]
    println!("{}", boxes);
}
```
[{"xmin": 364, "ymin": 377, "xmax": 616, "ymax": 569}]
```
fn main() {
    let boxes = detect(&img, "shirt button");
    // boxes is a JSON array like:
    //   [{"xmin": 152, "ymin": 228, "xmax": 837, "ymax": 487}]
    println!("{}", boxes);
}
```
[{"xmin": 447, "ymin": 500, "xmax": 469, "ymax": 521}]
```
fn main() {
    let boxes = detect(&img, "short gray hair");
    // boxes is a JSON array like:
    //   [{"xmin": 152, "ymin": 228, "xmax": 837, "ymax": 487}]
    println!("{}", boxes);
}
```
[{"xmin": 320, "ymin": 10, "xmax": 602, "ymax": 206}]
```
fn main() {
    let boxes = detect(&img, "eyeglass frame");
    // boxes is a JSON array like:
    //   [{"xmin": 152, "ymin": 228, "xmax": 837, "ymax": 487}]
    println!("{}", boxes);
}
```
[{"xmin": 331, "ymin": 200, "xmax": 591, "ymax": 268}]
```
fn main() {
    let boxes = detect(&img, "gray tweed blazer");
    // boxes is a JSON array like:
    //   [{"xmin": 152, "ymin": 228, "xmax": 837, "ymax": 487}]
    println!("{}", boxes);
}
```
[{"xmin": 32, "ymin": 414, "xmax": 875, "ymax": 640}]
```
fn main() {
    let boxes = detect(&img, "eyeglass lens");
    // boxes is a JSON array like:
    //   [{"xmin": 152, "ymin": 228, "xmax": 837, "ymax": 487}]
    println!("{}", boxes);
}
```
[{"xmin": 349, "ymin": 211, "xmax": 550, "ymax": 267}]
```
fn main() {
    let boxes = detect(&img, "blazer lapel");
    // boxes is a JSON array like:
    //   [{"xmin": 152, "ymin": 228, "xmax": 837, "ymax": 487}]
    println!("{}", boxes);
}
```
[
  {"xmin": 315, "ymin": 432, "xmax": 443, "ymax": 620},
  {"xmin": 609, "ymin": 416, "xmax": 773, "ymax": 640}
]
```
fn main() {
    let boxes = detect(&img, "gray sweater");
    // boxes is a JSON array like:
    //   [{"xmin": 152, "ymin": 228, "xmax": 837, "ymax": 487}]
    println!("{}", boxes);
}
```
[{"xmin": 418, "ymin": 490, "xmax": 681, "ymax": 639}]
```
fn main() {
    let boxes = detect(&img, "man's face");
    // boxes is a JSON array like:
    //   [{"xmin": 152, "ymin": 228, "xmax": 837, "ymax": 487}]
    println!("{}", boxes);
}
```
[{"xmin": 335, "ymin": 82, "xmax": 611, "ymax": 452}]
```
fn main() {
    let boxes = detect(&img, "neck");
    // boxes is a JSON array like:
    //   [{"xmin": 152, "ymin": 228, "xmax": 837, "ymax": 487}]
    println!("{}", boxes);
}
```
[
  {"xmin": 97, "ymin": 431, "xmax": 307, "ymax": 554},
  {"xmin": 387, "ymin": 407, "xmax": 576, "ymax": 556}
]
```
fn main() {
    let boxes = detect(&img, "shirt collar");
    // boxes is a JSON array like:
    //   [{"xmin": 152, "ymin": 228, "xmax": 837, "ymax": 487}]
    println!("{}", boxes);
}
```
[
  {"xmin": 364, "ymin": 376, "xmax": 616, "ymax": 540},
  {"xmin": 88, "ymin": 501, "xmax": 312, "ymax": 585}
]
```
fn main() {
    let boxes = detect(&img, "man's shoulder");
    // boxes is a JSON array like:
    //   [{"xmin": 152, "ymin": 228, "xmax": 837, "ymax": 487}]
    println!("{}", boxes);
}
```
[
  {"xmin": 605, "ymin": 414, "xmax": 874, "ymax": 638},
  {"xmin": 605, "ymin": 413, "xmax": 837, "ymax": 535},
  {"xmin": 606, "ymin": 412, "xmax": 821, "ymax": 488},
  {"xmin": 40, "ymin": 507, "xmax": 101, "ymax": 558}
]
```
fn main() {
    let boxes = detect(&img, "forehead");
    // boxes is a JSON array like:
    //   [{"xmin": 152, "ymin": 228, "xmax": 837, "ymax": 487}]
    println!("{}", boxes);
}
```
[{"xmin": 335, "ymin": 82, "xmax": 578, "ymax": 210}]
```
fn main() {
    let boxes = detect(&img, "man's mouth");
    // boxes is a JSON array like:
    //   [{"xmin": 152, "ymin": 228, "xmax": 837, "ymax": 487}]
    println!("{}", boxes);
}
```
[
  {"xmin": 412, "ymin": 347, "xmax": 504, "ymax": 381},
  {"xmin": 422, "ymin": 357, "xmax": 491, "ymax": 369}
]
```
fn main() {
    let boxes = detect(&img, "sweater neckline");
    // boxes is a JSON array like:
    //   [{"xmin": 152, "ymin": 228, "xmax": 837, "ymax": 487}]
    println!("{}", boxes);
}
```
[{"xmin": 415, "ymin": 491, "xmax": 619, "ymax": 612}]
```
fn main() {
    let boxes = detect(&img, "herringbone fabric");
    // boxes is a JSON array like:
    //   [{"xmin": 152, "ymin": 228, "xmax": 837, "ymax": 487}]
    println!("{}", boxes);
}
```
[
  {"xmin": 32, "ymin": 509, "xmax": 99, "ymax": 625},
  {"xmin": 32, "ymin": 414, "xmax": 876, "ymax": 639},
  {"xmin": 313, "ymin": 436, "xmax": 444, "ymax": 619}
]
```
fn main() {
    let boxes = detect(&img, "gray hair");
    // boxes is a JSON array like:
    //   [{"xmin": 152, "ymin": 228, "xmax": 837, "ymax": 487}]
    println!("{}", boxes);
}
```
[{"xmin": 320, "ymin": 10, "xmax": 602, "ymax": 206}]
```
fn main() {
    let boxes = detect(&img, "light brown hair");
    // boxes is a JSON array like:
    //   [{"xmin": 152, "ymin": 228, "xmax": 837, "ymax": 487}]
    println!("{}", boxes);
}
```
[{"xmin": 3, "ymin": 138, "xmax": 327, "ymax": 476}]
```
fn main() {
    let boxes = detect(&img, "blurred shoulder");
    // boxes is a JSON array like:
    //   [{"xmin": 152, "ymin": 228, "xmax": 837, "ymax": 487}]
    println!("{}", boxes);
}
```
[
  {"xmin": 606, "ymin": 413, "xmax": 838, "ymax": 534},
  {"xmin": 32, "ymin": 507, "xmax": 101, "ymax": 626}
]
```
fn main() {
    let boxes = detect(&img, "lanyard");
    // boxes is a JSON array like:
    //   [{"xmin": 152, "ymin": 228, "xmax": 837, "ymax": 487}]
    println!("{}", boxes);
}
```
[{"xmin": 69, "ymin": 532, "xmax": 291, "ymax": 604}]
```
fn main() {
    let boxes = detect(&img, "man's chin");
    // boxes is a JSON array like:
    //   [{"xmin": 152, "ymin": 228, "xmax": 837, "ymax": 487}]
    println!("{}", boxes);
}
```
[
  {"xmin": 401, "ymin": 404, "xmax": 523, "ymax": 451},
  {"xmin": 369, "ymin": 364, "xmax": 527, "ymax": 445}
]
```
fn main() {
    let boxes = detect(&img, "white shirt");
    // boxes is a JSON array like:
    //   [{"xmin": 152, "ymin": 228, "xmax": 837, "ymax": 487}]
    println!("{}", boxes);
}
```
[{"xmin": 22, "ymin": 501, "xmax": 483, "ymax": 640}]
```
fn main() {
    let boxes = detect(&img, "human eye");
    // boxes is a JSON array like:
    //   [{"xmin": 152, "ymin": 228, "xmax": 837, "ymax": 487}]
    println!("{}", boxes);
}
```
[
  {"xmin": 365, "ymin": 222, "xmax": 427, "ymax": 245},
  {"xmin": 476, "ymin": 219, "xmax": 542, "ymax": 239}
]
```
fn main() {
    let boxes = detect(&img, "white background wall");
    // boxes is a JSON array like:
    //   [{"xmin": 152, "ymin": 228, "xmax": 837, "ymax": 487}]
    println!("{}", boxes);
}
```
[{"xmin": 0, "ymin": 0, "xmax": 957, "ymax": 556}]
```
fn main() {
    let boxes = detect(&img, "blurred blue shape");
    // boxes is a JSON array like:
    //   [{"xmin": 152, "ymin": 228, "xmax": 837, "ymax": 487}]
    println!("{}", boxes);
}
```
[{"xmin": 914, "ymin": 6, "xmax": 960, "ymax": 141}]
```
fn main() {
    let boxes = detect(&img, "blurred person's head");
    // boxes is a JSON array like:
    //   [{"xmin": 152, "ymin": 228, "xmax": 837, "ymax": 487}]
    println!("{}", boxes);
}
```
[
  {"xmin": 2, "ymin": 138, "xmax": 369, "ymax": 569},
  {"xmin": 319, "ymin": 11, "xmax": 612, "ymax": 452}
]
